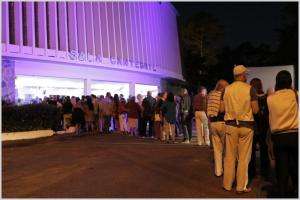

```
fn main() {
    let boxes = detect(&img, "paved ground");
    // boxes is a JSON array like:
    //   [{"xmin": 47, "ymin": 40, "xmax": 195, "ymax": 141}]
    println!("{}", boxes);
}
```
[{"xmin": 3, "ymin": 133, "xmax": 272, "ymax": 198}]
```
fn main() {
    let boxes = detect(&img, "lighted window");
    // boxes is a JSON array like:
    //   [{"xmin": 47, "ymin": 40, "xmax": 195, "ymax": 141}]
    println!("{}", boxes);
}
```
[
  {"xmin": 91, "ymin": 81, "xmax": 130, "ymax": 98},
  {"xmin": 135, "ymin": 84, "xmax": 158, "ymax": 99},
  {"xmin": 15, "ymin": 75, "xmax": 84, "ymax": 103}
]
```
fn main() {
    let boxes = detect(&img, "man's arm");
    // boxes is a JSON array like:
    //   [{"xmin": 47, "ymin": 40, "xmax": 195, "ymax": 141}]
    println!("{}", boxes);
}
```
[{"xmin": 251, "ymin": 101, "xmax": 259, "ymax": 114}]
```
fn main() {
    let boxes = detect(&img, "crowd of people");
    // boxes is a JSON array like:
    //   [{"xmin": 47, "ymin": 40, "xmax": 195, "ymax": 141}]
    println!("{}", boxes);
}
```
[
  {"xmin": 44, "ymin": 90, "xmax": 195, "ymax": 143},
  {"xmin": 6, "ymin": 65, "xmax": 297, "ymax": 197}
]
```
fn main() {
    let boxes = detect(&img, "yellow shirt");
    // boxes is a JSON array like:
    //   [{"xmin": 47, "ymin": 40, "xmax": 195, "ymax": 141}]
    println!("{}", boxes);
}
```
[
  {"xmin": 223, "ymin": 81, "xmax": 255, "ymax": 122},
  {"xmin": 267, "ymin": 89, "xmax": 298, "ymax": 133}
]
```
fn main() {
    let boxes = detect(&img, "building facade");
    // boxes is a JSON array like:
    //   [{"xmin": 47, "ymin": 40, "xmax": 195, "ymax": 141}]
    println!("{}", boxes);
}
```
[{"xmin": 1, "ymin": 2, "xmax": 182, "ymax": 103}]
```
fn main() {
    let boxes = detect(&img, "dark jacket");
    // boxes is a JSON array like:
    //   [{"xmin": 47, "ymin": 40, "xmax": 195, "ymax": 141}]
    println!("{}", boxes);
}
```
[
  {"xmin": 142, "ymin": 96, "xmax": 156, "ymax": 118},
  {"xmin": 63, "ymin": 101, "xmax": 73, "ymax": 114},
  {"xmin": 193, "ymin": 93, "xmax": 207, "ymax": 112},
  {"xmin": 161, "ymin": 101, "xmax": 176, "ymax": 124}
]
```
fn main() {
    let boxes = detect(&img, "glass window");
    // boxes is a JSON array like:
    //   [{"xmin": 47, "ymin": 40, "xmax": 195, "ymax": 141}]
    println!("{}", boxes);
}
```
[
  {"xmin": 135, "ymin": 84, "xmax": 158, "ymax": 99},
  {"xmin": 15, "ymin": 75, "xmax": 84, "ymax": 103},
  {"xmin": 91, "ymin": 81, "xmax": 130, "ymax": 98}
]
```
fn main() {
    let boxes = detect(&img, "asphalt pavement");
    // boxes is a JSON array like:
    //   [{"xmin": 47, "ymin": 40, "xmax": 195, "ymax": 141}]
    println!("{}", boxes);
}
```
[{"xmin": 2, "ymin": 133, "xmax": 272, "ymax": 198}]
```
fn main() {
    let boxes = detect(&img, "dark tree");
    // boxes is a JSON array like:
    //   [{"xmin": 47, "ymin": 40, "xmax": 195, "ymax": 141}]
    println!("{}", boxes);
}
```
[
  {"xmin": 180, "ymin": 12, "xmax": 224, "ymax": 92},
  {"xmin": 275, "ymin": 4, "xmax": 298, "ymax": 88}
]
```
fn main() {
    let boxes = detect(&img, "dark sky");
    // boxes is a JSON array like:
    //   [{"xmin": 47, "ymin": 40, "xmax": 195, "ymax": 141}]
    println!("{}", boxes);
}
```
[{"xmin": 173, "ymin": 2, "xmax": 293, "ymax": 48}]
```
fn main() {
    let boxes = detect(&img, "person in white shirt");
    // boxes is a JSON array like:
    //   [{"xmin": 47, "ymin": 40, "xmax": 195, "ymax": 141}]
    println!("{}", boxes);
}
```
[
  {"xmin": 221, "ymin": 65, "xmax": 259, "ymax": 194},
  {"xmin": 267, "ymin": 70, "xmax": 298, "ymax": 197}
]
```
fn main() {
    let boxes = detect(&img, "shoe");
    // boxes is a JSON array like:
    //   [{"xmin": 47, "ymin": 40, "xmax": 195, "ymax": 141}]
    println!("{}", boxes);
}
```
[
  {"xmin": 215, "ymin": 173, "xmax": 223, "ymax": 177},
  {"xmin": 222, "ymin": 187, "xmax": 231, "ymax": 192},
  {"xmin": 182, "ymin": 140, "xmax": 190, "ymax": 144},
  {"xmin": 236, "ymin": 187, "xmax": 252, "ymax": 194}
]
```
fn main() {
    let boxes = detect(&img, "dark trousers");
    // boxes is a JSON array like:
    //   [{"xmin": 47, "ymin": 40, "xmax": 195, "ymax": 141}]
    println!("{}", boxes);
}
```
[
  {"xmin": 272, "ymin": 132, "xmax": 298, "ymax": 197},
  {"xmin": 138, "ymin": 116, "xmax": 143, "ymax": 136},
  {"xmin": 182, "ymin": 114, "xmax": 192, "ymax": 141},
  {"xmin": 249, "ymin": 132, "xmax": 270, "ymax": 180},
  {"xmin": 141, "ymin": 117, "xmax": 154, "ymax": 137},
  {"xmin": 103, "ymin": 115, "xmax": 111, "ymax": 133}
]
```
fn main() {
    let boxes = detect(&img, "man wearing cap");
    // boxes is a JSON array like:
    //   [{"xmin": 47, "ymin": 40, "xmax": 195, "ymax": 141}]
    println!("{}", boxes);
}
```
[{"xmin": 221, "ymin": 65, "xmax": 259, "ymax": 193}]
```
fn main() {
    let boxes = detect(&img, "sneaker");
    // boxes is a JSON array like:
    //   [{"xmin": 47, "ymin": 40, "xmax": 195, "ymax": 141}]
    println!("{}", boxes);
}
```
[{"xmin": 182, "ymin": 140, "xmax": 190, "ymax": 144}]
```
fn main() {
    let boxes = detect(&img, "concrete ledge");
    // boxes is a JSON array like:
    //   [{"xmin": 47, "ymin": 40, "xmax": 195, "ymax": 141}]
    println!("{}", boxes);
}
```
[{"xmin": 2, "ymin": 130, "xmax": 54, "ymax": 141}]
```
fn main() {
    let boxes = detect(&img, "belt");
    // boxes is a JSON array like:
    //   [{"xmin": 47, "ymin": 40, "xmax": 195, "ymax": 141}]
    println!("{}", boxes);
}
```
[
  {"xmin": 209, "ymin": 116, "xmax": 224, "ymax": 122},
  {"xmin": 225, "ymin": 120, "xmax": 255, "ymax": 128}
]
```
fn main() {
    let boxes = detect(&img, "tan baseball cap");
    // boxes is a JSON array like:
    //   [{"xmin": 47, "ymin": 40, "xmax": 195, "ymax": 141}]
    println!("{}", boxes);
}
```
[{"xmin": 233, "ymin": 65, "xmax": 248, "ymax": 75}]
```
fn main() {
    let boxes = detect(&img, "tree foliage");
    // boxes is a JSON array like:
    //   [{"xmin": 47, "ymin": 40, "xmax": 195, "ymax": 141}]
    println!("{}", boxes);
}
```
[
  {"xmin": 180, "ymin": 4, "xmax": 298, "ymax": 91},
  {"xmin": 180, "ymin": 12, "xmax": 224, "ymax": 92}
]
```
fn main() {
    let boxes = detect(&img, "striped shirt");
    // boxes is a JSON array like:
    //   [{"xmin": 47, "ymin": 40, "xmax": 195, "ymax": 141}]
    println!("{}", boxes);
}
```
[{"xmin": 207, "ymin": 90, "xmax": 222, "ymax": 117}]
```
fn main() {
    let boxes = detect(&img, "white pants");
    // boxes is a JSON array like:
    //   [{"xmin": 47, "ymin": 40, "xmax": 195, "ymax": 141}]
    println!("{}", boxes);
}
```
[
  {"xmin": 195, "ymin": 111, "xmax": 210, "ymax": 145},
  {"xmin": 119, "ymin": 113, "xmax": 128, "ymax": 132},
  {"xmin": 223, "ymin": 125, "xmax": 253, "ymax": 191},
  {"xmin": 210, "ymin": 121, "xmax": 226, "ymax": 176}
]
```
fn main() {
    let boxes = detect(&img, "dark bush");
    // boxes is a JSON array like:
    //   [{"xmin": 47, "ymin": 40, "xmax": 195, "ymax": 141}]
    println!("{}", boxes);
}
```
[{"xmin": 2, "ymin": 104, "xmax": 61, "ymax": 133}]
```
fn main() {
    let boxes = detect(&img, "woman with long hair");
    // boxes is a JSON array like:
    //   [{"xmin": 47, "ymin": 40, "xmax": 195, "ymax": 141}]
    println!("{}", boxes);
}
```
[
  {"xmin": 267, "ymin": 70, "xmax": 298, "ymax": 197},
  {"xmin": 248, "ymin": 78, "xmax": 270, "ymax": 181}
]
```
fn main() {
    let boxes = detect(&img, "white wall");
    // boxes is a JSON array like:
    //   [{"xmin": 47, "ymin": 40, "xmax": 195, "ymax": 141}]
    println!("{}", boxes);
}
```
[{"xmin": 248, "ymin": 65, "xmax": 295, "ymax": 93}]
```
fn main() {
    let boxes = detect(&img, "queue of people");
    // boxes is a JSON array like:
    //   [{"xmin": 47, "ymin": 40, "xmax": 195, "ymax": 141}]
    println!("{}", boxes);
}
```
[
  {"xmin": 208, "ymin": 65, "xmax": 298, "ymax": 197},
  {"xmin": 34, "ymin": 64, "xmax": 297, "ymax": 197}
]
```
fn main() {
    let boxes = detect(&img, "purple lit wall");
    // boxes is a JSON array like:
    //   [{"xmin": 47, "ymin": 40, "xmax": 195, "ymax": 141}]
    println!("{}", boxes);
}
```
[{"xmin": 2, "ymin": 2, "xmax": 182, "ymax": 78}]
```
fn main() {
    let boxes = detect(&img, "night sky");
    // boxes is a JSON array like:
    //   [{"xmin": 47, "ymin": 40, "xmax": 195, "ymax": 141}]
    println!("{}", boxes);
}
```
[{"xmin": 173, "ymin": 2, "xmax": 294, "ymax": 48}]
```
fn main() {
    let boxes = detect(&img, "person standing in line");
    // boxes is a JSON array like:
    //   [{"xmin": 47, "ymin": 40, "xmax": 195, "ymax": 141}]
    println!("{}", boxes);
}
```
[
  {"xmin": 102, "ymin": 92, "xmax": 113, "ymax": 134},
  {"xmin": 98, "ymin": 95, "xmax": 105, "ymax": 134},
  {"xmin": 126, "ymin": 96, "xmax": 141, "ymax": 136},
  {"xmin": 83, "ymin": 96, "xmax": 94, "ymax": 133},
  {"xmin": 154, "ymin": 92, "xmax": 165, "ymax": 140},
  {"xmin": 193, "ymin": 86, "xmax": 210, "ymax": 146},
  {"xmin": 161, "ymin": 92, "xmax": 177, "ymax": 143},
  {"xmin": 207, "ymin": 79, "xmax": 229, "ymax": 177},
  {"xmin": 136, "ymin": 94, "xmax": 144, "ymax": 137},
  {"xmin": 248, "ymin": 78, "xmax": 270, "ymax": 181},
  {"xmin": 118, "ymin": 97, "xmax": 128, "ymax": 134},
  {"xmin": 222, "ymin": 65, "xmax": 259, "ymax": 193},
  {"xmin": 62, "ymin": 96, "xmax": 73, "ymax": 130},
  {"xmin": 141, "ymin": 91, "xmax": 156, "ymax": 138},
  {"xmin": 181, "ymin": 88, "xmax": 193, "ymax": 143},
  {"xmin": 175, "ymin": 95, "xmax": 182, "ymax": 137},
  {"xmin": 72, "ymin": 98, "xmax": 85, "ymax": 135},
  {"xmin": 91, "ymin": 94, "xmax": 99, "ymax": 133},
  {"xmin": 112, "ymin": 94, "xmax": 120, "ymax": 132},
  {"xmin": 267, "ymin": 70, "xmax": 298, "ymax": 197}
]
